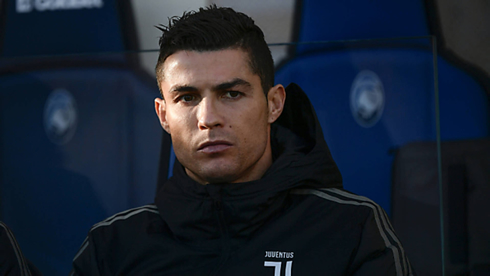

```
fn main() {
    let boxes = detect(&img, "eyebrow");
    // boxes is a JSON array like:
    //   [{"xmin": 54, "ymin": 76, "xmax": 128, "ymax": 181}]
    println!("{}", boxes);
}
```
[
  {"xmin": 170, "ymin": 85, "xmax": 198, "ymax": 93},
  {"xmin": 213, "ymin": 78, "xmax": 252, "ymax": 91},
  {"xmin": 169, "ymin": 78, "xmax": 251, "ymax": 94}
]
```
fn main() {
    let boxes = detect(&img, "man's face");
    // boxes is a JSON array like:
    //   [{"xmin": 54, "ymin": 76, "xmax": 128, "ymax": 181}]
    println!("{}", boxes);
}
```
[{"xmin": 155, "ymin": 49, "xmax": 285, "ymax": 184}]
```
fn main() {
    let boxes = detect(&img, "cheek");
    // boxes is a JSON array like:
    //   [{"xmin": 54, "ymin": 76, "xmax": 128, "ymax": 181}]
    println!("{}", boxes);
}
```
[
  {"xmin": 238, "ymin": 111, "xmax": 269, "ymax": 143},
  {"xmin": 166, "ymin": 109, "xmax": 192, "ymax": 134},
  {"xmin": 169, "ymin": 129, "xmax": 192, "ymax": 163},
  {"xmin": 166, "ymin": 109, "xmax": 196, "ymax": 155}
]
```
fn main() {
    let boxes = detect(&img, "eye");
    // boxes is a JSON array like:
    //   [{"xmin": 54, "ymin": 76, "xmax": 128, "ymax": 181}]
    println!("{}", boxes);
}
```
[
  {"xmin": 224, "ymin": 91, "xmax": 241, "ymax": 99},
  {"xmin": 178, "ymin": 94, "xmax": 195, "ymax": 102}
]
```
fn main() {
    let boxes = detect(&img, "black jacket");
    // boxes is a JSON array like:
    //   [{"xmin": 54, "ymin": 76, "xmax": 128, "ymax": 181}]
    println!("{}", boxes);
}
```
[
  {"xmin": 0, "ymin": 221, "xmax": 42, "ymax": 276},
  {"xmin": 71, "ymin": 84, "xmax": 413, "ymax": 275}
]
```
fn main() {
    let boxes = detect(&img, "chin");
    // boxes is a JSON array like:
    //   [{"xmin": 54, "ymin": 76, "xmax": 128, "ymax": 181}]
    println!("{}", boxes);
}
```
[
  {"xmin": 196, "ymin": 160, "xmax": 238, "ymax": 181},
  {"xmin": 200, "ymin": 171, "xmax": 238, "ymax": 184}
]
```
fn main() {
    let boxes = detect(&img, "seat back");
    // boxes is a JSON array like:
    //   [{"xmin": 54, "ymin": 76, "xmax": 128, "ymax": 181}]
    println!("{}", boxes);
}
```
[
  {"xmin": 276, "ymin": 0, "xmax": 489, "ymax": 216},
  {"xmin": 0, "ymin": 1, "xmax": 169, "ymax": 275},
  {"xmin": 276, "ymin": 47, "xmax": 437, "ymax": 214},
  {"xmin": 294, "ymin": 0, "xmax": 430, "ymax": 55}
]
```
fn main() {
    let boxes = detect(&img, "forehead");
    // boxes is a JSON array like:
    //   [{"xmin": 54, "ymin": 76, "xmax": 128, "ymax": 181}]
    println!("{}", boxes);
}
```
[{"xmin": 160, "ymin": 49, "xmax": 255, "ymax": 85}]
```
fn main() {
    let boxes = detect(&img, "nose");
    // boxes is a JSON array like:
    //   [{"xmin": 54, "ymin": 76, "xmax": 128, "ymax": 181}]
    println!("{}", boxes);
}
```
[{"xmin": 197, "ymin": 97, "xmax": 223, "ymax": 130}]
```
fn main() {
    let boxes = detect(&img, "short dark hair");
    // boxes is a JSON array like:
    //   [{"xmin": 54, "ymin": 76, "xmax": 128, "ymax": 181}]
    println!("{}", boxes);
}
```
[{"xmin": 155, "ymin": 5, "xmax": 274, "ymax": 95}]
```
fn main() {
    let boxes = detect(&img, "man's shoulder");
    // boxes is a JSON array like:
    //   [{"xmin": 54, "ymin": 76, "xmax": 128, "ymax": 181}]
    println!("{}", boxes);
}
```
[
  {"xmin": 88, "ymin": 204, "xmax": 160, "ymax": 235},
  {"xmin": 290, "ymin": 187, "xmax": 384, "ymax": 218},
  {"xmin": 72, "ymin": 205, "xmax": 165, "ymax": 271}
]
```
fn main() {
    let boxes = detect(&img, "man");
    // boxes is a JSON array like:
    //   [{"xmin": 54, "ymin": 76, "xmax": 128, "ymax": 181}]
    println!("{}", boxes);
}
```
[{"xmin": 72, "ymin": 5, "xmax": 413, "ymax": 275}]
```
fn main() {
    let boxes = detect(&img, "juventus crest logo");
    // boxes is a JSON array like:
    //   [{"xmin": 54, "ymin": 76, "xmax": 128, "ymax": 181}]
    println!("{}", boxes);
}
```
[{"xmin": 264, "ymin": 251, "xmax": 294, "ymax": 276}]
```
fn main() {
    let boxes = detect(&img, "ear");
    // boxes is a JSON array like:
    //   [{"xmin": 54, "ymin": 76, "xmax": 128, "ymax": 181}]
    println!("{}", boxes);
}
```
[
  {"xmin": 267, "ymin": 84, "xmax": 286, "ymax": 124},
  {"xmin": 155, "ymin": 98, "xmax": 171, "ymax": 134}
]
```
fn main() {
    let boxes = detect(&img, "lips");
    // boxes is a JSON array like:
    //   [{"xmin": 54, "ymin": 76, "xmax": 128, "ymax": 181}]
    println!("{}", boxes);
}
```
[{"xmin": 197, "ymin": 140, "xmax": 232, "ymax": 153}]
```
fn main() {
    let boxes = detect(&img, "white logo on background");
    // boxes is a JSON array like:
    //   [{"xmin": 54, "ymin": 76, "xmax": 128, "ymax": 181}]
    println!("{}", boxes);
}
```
[
  {"xmin": 350, "ymin": 70, "xmax": 385, "ymax": 128},
  {"xmin": 264, "ymin": 251, "xmax": 294, "ymax": 276},
  {"xmin": 16, "ymin": 0, "xmax": 104, "ymax": 13},
  {"xmin": 44, "ymin": 89, "xmax": 77, "ymax": 145},
  {"xmin": 264, "ymin": 261, "xmax": 293, "ymax": 276}
]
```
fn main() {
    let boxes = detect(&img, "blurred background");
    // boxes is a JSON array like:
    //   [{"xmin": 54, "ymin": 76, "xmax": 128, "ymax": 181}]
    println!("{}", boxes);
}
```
[{"xmin": 0, "ymin": 0, "xmax": 489, "ymax": 275}]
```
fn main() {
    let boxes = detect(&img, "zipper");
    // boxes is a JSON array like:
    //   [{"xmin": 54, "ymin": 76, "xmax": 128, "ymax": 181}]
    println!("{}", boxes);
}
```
[{"xmin": 210, "ymin": 199, "xmax": 231, "ymax": 275}]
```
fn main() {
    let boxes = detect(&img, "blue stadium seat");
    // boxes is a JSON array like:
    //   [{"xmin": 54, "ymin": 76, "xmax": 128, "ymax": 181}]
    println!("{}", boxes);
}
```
[
  {"xmin": 276, "ymin": 0, "xmax": 489, "ymax": 216},
  {"xmin": 0, "ymin": 1, "xmax": 169, "ymax": 275},
  {"xmin": 295, "ymin": 0, "xmax": 430, "ymax": 55}
]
